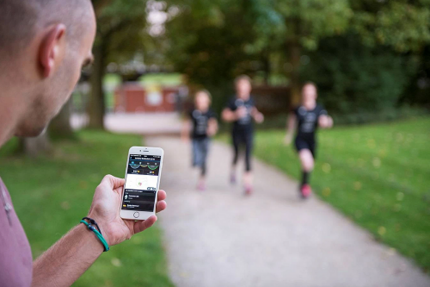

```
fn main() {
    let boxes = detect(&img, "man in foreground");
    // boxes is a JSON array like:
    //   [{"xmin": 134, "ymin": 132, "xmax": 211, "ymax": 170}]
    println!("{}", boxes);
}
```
[{"xmin": 0, "ymin": 1, "xmax": 167, "ymax": 286}]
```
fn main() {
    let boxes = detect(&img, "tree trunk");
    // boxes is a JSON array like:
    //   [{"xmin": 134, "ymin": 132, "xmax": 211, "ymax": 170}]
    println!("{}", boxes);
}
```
[
  {"xmin": 87, "ymin": 42, "xmax": 106, "ymax": 129},
  {"xmin": 48, "ymin": 97, "xmax": 75, "ymax": 139},
  {"xmin": 289, "ymin": 42, "xmax": 301, "ymax": 106},
  {"xmin": 262, "ymin": 51, "xmax": 270, "ymax": 86},
  {"xmin": 19, "ymin": 132, "xmax": 51, "ymax": 157}
]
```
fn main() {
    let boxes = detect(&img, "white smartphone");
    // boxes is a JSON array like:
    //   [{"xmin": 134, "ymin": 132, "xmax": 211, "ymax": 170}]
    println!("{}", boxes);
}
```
[{"xmin": 120, "ymin": 146, "xmax": 164, "ymax": 220}]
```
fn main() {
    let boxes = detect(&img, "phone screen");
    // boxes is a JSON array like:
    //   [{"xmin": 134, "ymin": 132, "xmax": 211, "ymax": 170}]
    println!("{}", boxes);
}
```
[{"xmin": 122, "ymin": 154, "xmax": 161, "ymax": 212}]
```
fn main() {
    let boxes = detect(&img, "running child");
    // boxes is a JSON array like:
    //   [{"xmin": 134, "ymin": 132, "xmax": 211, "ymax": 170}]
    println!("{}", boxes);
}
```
[
  {"xmin": 182, "ymin": 90, "xmax": 218, "ymax": 191},
  {"xmin": 222, "ymin": 75, "xmax": 264, "ymax": 195},
  {"xmin": 284, "ymin": 82, "xmax": 333, "ymax": 198}
]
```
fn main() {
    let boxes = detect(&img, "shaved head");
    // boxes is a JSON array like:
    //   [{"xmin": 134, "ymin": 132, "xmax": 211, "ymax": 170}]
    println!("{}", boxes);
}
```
[
  {"xmin": 0, "ymin": 0, "xmax": 93, "ymax": 57},
  {"xmin": 0, "ymin": 0, "xmax": 96, "ymax": 144}
]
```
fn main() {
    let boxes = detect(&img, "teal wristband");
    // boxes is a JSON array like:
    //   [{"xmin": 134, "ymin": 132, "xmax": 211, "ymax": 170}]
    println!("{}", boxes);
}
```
[{"xmin": 80, "ymin": 219, "xmax": 110, "ymax": 252}]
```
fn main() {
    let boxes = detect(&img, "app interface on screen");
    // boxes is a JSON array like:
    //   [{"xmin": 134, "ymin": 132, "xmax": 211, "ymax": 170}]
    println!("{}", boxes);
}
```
[{"xmin": 122, "ymin": 154, "xmax": 161, "ymax": 212}]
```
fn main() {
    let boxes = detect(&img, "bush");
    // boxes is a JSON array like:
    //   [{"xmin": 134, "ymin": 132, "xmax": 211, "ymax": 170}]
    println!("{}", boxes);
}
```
[
  {"xmin": 301, "ymin": 34, "xmax": 418, "ymax": 114},
  {"xmin": 245, "ymin": 106, "xmax": 428, "ymax": 130},
  {"xmin": 401, "ymin": 45, "xmax": 430, "ymax": 108},
  {"xmin": 331, "ymin": 106, "xmax": 428, "ymax": 125}
]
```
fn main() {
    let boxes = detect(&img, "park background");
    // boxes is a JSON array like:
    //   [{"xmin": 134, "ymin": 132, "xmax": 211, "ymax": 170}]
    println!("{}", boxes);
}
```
[{"xmin": 0, "ymin": 0, "xmax": 430, "ymax": 286}]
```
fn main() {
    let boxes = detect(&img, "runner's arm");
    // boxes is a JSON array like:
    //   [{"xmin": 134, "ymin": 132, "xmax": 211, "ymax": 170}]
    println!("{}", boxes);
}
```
[
  {"xmin": 222, "ymin": 107, "xmax": 237, "ymax": 122},
  {"xmin": 318, "ymin": 115, "xmax": 333, "ymax": 129},
  {"xmin": 284, "ymin": 113, "xmax": 296, "ymax": 145},
  {"xmin": 251, "ymin": 107, "xmax": 264, "ymax": 123},
  {"xmin": 207, "ymin": 118, "xmax": 218, "ymax": 137},
  {"xmin": 181, "ymin": 119, "xmax": 191, "ymax": 142}
]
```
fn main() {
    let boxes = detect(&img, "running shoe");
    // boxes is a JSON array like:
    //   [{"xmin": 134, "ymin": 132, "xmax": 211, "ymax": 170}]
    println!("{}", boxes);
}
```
[
  {"xmin": 244, "ymin": 185, "xmax": 253, "ymax": 196},
  {"xmin": 197, "ymin": 181, "xmax": 206, "ymax": 191},
  {"xmin": 300, "ymin": 184, "xmax": 312, "ymax": 199},
  {"xmin": 230, "ymin": 173, "xmax": 236, "ymax": 185}
]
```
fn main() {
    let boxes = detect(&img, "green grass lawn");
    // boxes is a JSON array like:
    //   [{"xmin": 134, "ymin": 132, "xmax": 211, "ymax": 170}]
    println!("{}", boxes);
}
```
[
  {"xmin": 252, "ymin": 117, "xmax": 430, "ymax": 271},
  {"xmin": 0, "ymin": 131, "xmax": 173, "ymax": 287},
  {"xmin": 139, "ymin": 73, "xmax": 183, "ymax": 87}
]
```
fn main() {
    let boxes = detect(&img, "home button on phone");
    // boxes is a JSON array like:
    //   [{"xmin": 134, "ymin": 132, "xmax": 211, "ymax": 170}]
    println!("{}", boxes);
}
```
[{"xmin": 133, "ymin": 212, "xmax": 140, "ymax": 218}]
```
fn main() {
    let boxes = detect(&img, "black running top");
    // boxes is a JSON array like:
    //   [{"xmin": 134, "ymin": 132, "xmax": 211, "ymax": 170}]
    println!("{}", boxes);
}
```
[
  {"xmin": 189, "ymin": 109, "xmax": 216, "ymax": 139},
  {"xmin": 294, "ymin": 104, "xmax": 327, "ymax": 140},
  {"xmin": 226, "ymin": 96, "xmax": 255, "ymax": 132}
]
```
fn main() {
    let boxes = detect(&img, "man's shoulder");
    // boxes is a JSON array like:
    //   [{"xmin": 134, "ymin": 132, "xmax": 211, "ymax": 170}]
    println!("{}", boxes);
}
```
[
  {"xmin": 0, "ymin": 177, "xmax": 33, "ymax": 287},
  {"xmin": 0, "ymin": 177, "xmax": 9, "ymax": 200}
]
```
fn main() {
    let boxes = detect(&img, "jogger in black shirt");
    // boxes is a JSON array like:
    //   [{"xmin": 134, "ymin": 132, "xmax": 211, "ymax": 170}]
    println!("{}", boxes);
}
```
[
  {"xmin": 182, "ymin": 90, "xmax": 218, "ymax": 191},
  {"xmin": 222, "ymin": 75, "xmax": 264, "ymax": 195},
  {"xmin": 285, "ymin": 82, "xmax": 333, "ymax": 198}
]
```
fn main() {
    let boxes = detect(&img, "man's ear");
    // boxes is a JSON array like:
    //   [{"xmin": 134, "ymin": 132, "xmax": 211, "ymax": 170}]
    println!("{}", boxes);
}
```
[{"xmin": 39, "ymin": 24, "xmax": 66, "ymax": 78}]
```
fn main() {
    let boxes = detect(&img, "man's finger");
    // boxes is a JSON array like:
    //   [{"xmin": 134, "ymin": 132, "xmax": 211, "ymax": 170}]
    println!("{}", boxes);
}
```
[
  {"xmin": 157, "ymin": 190, "xmax": 167, "ymax": 201},
  {"xmin": 156, "ymin": 200, "xmax": 167, "ymax": 213},
  {"xmin": 134, "ymin": 215, "xmax": 157, "ymax": 234},
  {"xmin": 101, "ymin": 174, "xmax": 125, "ymax": 189}
]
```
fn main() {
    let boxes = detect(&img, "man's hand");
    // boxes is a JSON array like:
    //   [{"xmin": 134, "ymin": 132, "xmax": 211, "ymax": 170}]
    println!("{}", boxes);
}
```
[
  {"xmin": 87, "ymin": 175, "xmax": 167, "ymax": 246},
  {"xmin": 32, "ymin": 175, "xmax": 166, "ymax": 287}
]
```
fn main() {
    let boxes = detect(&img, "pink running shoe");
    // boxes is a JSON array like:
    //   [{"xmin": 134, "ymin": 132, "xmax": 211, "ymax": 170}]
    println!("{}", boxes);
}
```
[
  {"xmin": 197, "ymin": 181, "xmax": 206, "ymax": 191},
  {"xmin": 300, "ymin": 184, "xmax": 312, "ymax": 199},
  {"xmin": 244, "ymin": 185, "xmax": 253, "ymax": 196}
]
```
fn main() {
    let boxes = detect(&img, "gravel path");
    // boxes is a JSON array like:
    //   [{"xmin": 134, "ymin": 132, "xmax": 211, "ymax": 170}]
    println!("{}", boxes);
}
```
[
  {"xmin": 147, "ymin": 136, "xmax": 430, "ymax": 287},
  {"xmin": 72, "ymin": 112, "xmax": 182, "ymax": 135}
]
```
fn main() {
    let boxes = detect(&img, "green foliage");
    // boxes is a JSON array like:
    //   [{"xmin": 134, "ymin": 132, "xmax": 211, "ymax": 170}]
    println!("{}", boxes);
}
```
[
  {"xmin": 163, "ymin": 0, "xmax": 430, "ymax": 111},
  {"xmin": 330, "ymin": 106, "xmax": 429, "ymax": 125},
  {"xmin": 164, "ymin": 0, "xmax": 353, "ymax": 109},
  {"xmin": 94, "ymin": 0, "xmax": 149, "ymax": 63},
  {"xmin": 248, "ymin": 0, "xmax": 430, "ymax": 53},
  {"xmin": 0, "ymin": 131, "xmax": 173, "ymax": 287},
  {"xmin": 301, "ymin": 34, "xmax": 418, "ymax": 113},
  {"xmin": 252, "ymin": 0, "xmax": 352, "ymax": 49},
  {"xmin": 351, "ymin": 0, "xmax": 430, "ymax": 52},
  {"xmin": 245, "ymin": 106, "xmax": 428, "ymax": 130},
  {"xmin": 252, "ymin": 117, "xmax": 430, "ymax": 270},
  {"xmin": 164, "ymin": 0, "xmax": 260, "ymax": 112},
  {"xmin": 402, "ymin": 45, "xmax": 430, "ymax": 107}
]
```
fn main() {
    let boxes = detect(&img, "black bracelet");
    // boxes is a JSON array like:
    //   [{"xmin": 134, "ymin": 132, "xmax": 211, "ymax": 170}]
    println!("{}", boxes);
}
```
[{"xmin": 82, "ymin": 217, "xmax": 102, "ymax": 235}]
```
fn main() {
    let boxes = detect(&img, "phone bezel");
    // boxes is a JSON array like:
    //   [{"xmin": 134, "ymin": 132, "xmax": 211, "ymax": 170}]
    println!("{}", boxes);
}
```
[{"xmin": 120, "ymin": 146, "xmax": 164, "ymax": 221}]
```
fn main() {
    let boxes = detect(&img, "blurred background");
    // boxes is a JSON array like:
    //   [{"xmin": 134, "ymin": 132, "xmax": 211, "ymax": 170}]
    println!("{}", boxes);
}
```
[
  {"xmin": 62, "ymin": 0, "xmax": 430, "ymax": 133},
  {"xmin": 1, "ymin": 0, "xmax": 429, "ymax": 286}
]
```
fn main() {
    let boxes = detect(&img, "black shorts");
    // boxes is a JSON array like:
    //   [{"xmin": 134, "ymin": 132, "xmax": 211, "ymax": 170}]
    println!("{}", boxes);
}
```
[{"xmin": 294, "ymin": 137, "xmax": 316, "ymax": 158}]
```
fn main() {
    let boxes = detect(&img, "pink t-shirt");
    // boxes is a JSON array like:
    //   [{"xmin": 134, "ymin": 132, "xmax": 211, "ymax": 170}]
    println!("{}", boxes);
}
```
[{"xmin": 0, "ymin": 177, "xmax": 33, "ymax": 287}]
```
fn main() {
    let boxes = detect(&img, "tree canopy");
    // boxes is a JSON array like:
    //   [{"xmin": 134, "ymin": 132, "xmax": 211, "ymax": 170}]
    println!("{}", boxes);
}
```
[
  {"xmin": 161, "ymin": 0, "xmax": 430, "ymax": 111},
  {"xmin": 84, "ymin": 0, "xmax": 430, "ymax": 123}
]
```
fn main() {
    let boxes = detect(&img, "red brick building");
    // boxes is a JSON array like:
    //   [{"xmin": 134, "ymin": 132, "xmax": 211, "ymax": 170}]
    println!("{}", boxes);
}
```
[{"xmin": 114, "ymin": 83, "xmax": 182, "ymax": 113}]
